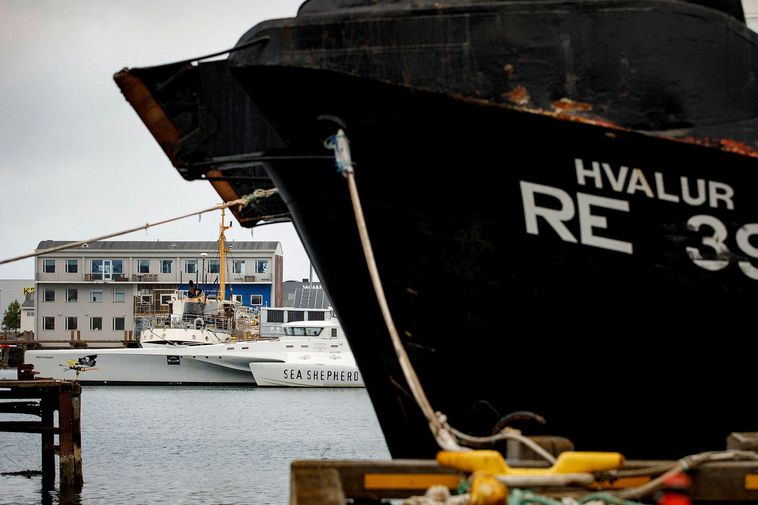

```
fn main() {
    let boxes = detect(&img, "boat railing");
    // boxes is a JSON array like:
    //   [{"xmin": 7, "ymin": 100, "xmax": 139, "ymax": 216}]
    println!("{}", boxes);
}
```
[
  {"xmin": 230, "ymin": 305, "xmax": 260, "ymax": 338},
  {"xmin": 137, "ymin": 313, "xmax": 234, "ymax": 332},
  {"xmin": 135, "ymin": 303, "xmax": 260, "ymax": 339}
]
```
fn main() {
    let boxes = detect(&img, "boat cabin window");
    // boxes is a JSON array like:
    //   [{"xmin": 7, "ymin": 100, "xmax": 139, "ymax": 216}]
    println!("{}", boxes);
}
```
[
  {"xmin": 285, "ymin": 326, "xmax": 323, "ymax": 336},
  {"xmin": 183, "ymin": 301, "xmax": 204, "ymax": 316}
]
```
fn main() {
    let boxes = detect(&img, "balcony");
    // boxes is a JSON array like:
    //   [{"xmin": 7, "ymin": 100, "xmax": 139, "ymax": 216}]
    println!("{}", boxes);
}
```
[
  {"xmin": 132, "ymin": 274, "xmax": 158, "ymax": 282},
  {"xmin": 84, "ymin": 273, "xmax": 128, "ymax": 281}
]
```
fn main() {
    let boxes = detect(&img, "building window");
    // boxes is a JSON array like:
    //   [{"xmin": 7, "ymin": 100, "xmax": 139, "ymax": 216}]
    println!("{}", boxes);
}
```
[
  {"xmin": 139, "ymin": 295, "xmax": 152, "ymax": 305},
  {"xmin": 255, "ymin": 259, "xmax": 269, "ymax": 274},
  {"xmin": 160, "ymin": 294, "xmax": 172, "ymax": 306},
  {"xmin": 65, "ymin": 259, "xmax": 78, "ymax": 273},
  {"xmin": 90, "ymin": 259, "xmax": 104, "ymax": 280},
  {"xmin": 90, "ymin": 290, "xmax": 103, "ymax": 303},
  {"xmin": 250, "ymin": 295, "xmax": 263, "ymax": 305},
  {"xmin": 113, "ymin": 291, "xmax": 125, "ymax": 303},
  {"xmin": 65, "ymin": 317, "xmax": 78, "ymax": 330},
  {"xmin": 185, "ymin": 260, "xmax": 197, "ymax": 274},
  {"xmin": 113, "ymin": 317, "xmax": 125, "ymax": 331},
  {"xmin": 43, "ymin": 317, "xmax": 55, "ymax": 330},
  {"xmin": 43, "ymin": 289, "xmax": 55, "ymax": 302},
  {"xmin": 233, "ymin": 260, "xmax": 245, "ymax": 274},
  {"xmin": 137, "ymin": 259, "xmax": 150, "ymax": 274},
  {"xmin": 90, "ymin": 317, "xmax": 102, "ymax": 331},
  {"xmin": 91, "ymin": 259, "xmax": 123, "ymax": 280},
  {"xmin": 232, "ymin": 294, "xmax": 242, "ymax": 304},
  {"xmin": 208, "ymin": 259, "xmax": 220, "ymax": 274},
  {"xmin": 160, "ymin": 259, "xmax": 172, "ymax": 274},
  {"xmin": 66, "ymin": 289, "xmax": 78, "ymax": 303},
  {"xmin": 42, "ymin": 259, "xmax": 55, "ymax": 273}
]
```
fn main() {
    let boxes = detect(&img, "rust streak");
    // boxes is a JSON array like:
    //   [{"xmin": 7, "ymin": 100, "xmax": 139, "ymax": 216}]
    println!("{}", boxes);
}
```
[
  {"xmin": 552, "ymin": 97, "xmax": 593, "ymax": 113},
  {"xmin": 113, "ymin": 69, "xmax": 183, "ymax": 166},
  {"xmin": 504, "ymin": 85, "xmax": 530, "ymax": 106},
  {"xmin": 720, "ymin": 138, "xmax": 758, "ymax": 158}
]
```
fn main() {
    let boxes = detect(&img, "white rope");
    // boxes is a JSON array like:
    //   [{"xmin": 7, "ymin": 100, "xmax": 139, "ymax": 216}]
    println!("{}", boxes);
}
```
[
  {"xmin": 332, "ymin": 129, "xmax": 562, "ymax": 460},
  {"xmin": 332, "ymin": 129, "xmax": 460, "ymax": 451},
  {"xmin": 615, "ymin": 450, "xmax": 758, "ymax": 499},
  {"xmin": 0, "ymin": 198, "xmax": 250, "ymax": 266}
]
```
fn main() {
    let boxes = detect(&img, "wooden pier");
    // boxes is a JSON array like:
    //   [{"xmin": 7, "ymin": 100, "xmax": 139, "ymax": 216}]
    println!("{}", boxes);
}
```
[
  {"xmin": 290, "ymin": 445, "xmax": 758, "ymax": 504},
  {"xmin": 0, "ymin": 378, "xmax": 83, "ymax": 493}
]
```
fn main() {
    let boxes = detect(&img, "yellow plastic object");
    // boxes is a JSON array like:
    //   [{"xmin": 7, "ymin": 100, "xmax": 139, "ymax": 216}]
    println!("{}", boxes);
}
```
[
  {"xmin": 437, "ymin": 450, "xmax": 624, "ymax": 476},
  {"xmin": 470, "ymin": 472, "xmax": 508, "ymax": 505}
]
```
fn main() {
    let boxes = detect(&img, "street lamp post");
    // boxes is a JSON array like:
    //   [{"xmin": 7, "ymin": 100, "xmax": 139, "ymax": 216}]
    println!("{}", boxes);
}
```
[{"xmin": 200, "ymin": 253, "xmax": 208, "ymax": 291}]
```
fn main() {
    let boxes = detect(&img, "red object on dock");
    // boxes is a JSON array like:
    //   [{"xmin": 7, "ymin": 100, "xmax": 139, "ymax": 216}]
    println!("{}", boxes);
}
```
[{"xmin": 17, "ymin": 363, "xmax": 39, "ymax": 380}]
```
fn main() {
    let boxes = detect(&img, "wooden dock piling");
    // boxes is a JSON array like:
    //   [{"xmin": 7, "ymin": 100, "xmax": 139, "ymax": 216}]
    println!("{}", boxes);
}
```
[{"xmin": 0, "ymin": 378, "xmax": 83, "ymax": 492}]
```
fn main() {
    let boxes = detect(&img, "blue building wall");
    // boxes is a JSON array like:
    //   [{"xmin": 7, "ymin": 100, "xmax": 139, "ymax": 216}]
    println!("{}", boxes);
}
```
[{"xmin": 180, "ymin": 283, "xmax": 271, "ymax": 308}]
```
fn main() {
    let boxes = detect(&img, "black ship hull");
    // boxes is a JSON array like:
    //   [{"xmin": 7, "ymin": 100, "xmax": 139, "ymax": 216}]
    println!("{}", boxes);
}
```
[
  {"xmin": 244, "ymin": 67, "xmax": 758, "ymax": 460},
  {"xmin": 115, "ymin": 0, "xmax": 758, "ymax": 461}
]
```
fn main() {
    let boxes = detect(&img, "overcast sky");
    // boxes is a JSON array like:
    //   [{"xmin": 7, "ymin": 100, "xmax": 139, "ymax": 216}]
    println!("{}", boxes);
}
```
[
  {"xmin": 0, "ymin": 0, "xmax": 311, "ymax": 281},
  {"xmin": 1, "ymin": 1, "xmax": 756, "ymax": 283}
]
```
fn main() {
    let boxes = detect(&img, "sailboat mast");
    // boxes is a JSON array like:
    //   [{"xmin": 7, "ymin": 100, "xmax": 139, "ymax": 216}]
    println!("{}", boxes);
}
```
[{"xmin": 219, "ymin": 206, "xmax": 231, "ymax": 301}]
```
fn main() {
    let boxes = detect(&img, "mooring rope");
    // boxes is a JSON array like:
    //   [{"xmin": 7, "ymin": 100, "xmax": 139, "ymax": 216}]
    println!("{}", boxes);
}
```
[
  {"xmin": 327, "ymin": 130, "xmax": 556, "ymax": 457},
  {"xmin": 325, "ymin": 130, "xmax": 460, "ymax": 451},
  {"xmin": 614, "ymin": 450, "xmax": 758, "ymax": 499},
  {"xmin": 326, "ymin": 130, "xmax": 758, "ymax": 497},
  {"xmin": 0, "ymin": 191, "xmax": 275, "ymax": 266}
]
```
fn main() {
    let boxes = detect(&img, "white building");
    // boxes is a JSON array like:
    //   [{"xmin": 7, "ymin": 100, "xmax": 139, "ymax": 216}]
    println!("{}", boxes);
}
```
[{"xmin": 34, "ymin": 240, "xmax": 282, "ymax": 344}]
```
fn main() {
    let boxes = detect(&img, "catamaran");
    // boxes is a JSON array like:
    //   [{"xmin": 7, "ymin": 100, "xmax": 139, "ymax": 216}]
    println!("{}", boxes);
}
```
[{"xmin": 25, "ymin": 208, "xmax": 360, "ymax": 386}]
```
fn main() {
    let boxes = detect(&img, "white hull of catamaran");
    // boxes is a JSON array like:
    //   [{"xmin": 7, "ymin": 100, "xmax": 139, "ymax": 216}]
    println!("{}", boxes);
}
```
[{"xmin": 249, "ymin": 352, "xmax": 364, "ymax": 388}]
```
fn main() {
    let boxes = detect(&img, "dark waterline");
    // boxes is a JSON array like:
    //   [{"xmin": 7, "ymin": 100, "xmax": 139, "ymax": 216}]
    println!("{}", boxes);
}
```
[{"xmin": 0, "ymin": 386, "xmax": 390, "ymax": 504}]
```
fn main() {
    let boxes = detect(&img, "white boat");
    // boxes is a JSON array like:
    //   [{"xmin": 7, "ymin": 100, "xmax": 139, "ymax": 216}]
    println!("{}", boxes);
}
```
[
  {"xmin": 26, "ymin": 316, "xmax": 360, "ymax": 386},
  {"xmin": 137, "ymin": 290, "xmax": 256, "ymax": 348},
  {"xmin": 249, "ymin": 318, "xmax": 364, "ymax": 387},
  {"xmin": 23, "ymin": 207, "xmax": 358, "ymax": 386}
]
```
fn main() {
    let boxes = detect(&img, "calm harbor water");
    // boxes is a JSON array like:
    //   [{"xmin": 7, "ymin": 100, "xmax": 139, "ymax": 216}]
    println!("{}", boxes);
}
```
[{"xmin": 0, "ymin": 386, "xmax": 390, "ymax": 504}]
